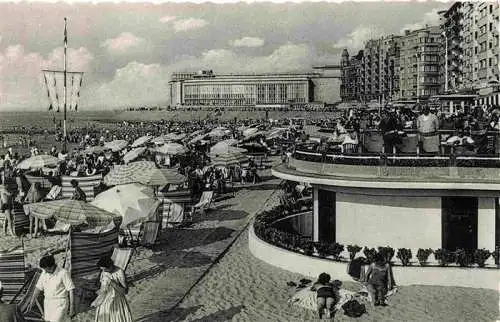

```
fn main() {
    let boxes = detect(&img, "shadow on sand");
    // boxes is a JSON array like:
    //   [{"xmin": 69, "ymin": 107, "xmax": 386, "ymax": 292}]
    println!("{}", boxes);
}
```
[
  {"xmin": 189, "ymin": 305, "xmax": 246, "ymax": 322},
  {"xmin": 202, "ymin": 209, "xmax": 249, "ymax": 221},
  {"xmin": 156, "ymin": 226, "xmax": 236, "ymax": 251},
  {"xmin": 135, "ymin": 305, "xmax": 204, "ymax": 322}
]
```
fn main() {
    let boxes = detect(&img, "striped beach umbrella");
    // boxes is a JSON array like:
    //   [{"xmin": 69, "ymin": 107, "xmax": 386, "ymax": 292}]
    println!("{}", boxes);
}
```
[
  {"xmin": 188, "ymin": 133, "xmax": 208, "ymax": 145},
  {"xmin": 211, "ymin": 151, "xmax": 249, "ymax": 167},
  {"xmin": 123, "ymin": 147, "xmax": 147, "ymax": 163},
  {"xmin": 84, "ymin": 145, "xmax": 109, "ymax": 155},
  {"xmin": 131, "ymin": 135, "xmax": 153, "ymax": 148},
  {"xmin": 16, "ymin": 155, "xmax": 61, "ymax": 170},
  {"xmin": 164, "ymin": 133, "xmax": 186, "ymax": 142},
  {"xmin": 104, "ymin": 161, "xmax": 157, "ymax": 186},
  {"xmin": 152, "ymin": 135, "xmax": 170, "ymax": 145},
  {"xmin": 138, "ymin": 168, "xmax": 187, "ymax": 186},
  {"xmin": 210, "ymin": 142, "xmax": 247, "ymax": 157},
  {"xmin": 104, "ymin": 140, "xmax": 128, "ymax": 152},
  {"xmin": 217, "ymin": 138, "xmax": 238, "ymax": 146},
  {"xmin": 156, "ymin": 143, "xmax": 187, "ymax": 155},
  {"xmin": 26, "ymin": 199, "xmax": 120, "ymax": 228}
]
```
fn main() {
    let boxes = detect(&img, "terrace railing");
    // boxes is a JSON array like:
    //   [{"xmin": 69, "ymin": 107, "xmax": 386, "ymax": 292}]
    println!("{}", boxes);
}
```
[{"xmin": 294, "ymin": 129, "xmax": 500, "ymax": 168}]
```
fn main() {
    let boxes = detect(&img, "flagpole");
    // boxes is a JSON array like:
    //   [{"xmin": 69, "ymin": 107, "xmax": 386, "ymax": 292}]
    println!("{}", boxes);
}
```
[{"xmin": 63, "ymin": 17, "xmax": 68, "ymax": 153}]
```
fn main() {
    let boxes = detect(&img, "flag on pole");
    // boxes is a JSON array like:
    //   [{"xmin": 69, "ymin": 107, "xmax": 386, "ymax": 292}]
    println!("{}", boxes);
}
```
[
  {"xmin": 76, "ymin": 75, "xmax": 83, "ymax": 111},
  {"xmin": 53, "ymin": 72, "xmax": 59, "ymax": 112},
  {"xmin": 43, "ymin": 73, "xmax": 53, "ymax": 111}
]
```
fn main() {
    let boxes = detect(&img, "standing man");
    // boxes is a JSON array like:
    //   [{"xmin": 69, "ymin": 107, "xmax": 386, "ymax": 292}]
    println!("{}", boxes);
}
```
[
  {"xmin": 31, "ymin": 255, "xmax": 75, "ymax": 322},
  {"xmin": 417, "ymin": 106, "xmax": 440, "ymax": 153}
]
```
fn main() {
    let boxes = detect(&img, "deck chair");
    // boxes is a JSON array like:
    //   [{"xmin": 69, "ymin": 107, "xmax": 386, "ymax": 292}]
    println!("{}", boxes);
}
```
[
  {"xmin": 0, "ymin": 243, "xmax": 43, "ymax": 321},
  {"xmin": 161, "ymin": 202, "xmax": 185, "ymax": 228},
  {"xmin": 188, "ymin": 191, "xmax": 214, "ymax": 221},
  {"xmin": 140, "ymin": 222, "xmax": 160, "ymax": 247},
  {"xmin": 111, "ymin": 248, "xmax": 133, "ymax": 272}
]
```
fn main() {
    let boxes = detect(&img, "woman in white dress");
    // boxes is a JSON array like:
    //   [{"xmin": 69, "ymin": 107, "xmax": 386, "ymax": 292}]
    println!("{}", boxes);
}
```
[{"xmin": 91, "ymin": 255, "xmax": 132, "ymax": 322}]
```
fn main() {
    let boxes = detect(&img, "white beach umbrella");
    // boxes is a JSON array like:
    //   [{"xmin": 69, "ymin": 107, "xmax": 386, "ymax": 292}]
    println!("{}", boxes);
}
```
[
  {"xmin": 243, "ymin": 127, "xmax": 259, "ymax": 137},
  {"xmin": 131, "ymin": 135, "xmax": 153, "ymax": 148},
  {"xmin": 123, "ymin": 147, "xmax": 147, "ymax": 163},
  {"xmin": 92, "ymin": 183, "xmax": 161, "ymax": 228},
  {"xmin": 156, "ymin": 143, "xmax": 187, "ymax": 155},
  {"xmin": 16, "ymin": 155, "xmax": 61, "ymax": 170},
  {"xmin": 104, "ymin": 140, "xmax": 128, "ymax": 152}
]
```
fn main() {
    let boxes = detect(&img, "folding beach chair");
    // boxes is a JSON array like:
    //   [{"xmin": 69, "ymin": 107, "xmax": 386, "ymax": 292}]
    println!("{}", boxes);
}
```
[
  {"xmin": 0, "ymin": 242, "xmax": 43, "ymax": 321},
  {"xmin": 188, "ymin": 191, "xmax": 214, "ymax": 221},
  {"xmin": 111, "ymin": 248, "xmax": 133, "ymax": 272},
  {"xmin": 160, "ymin": 202, "xmax": 185, "ymax": 229},
  {"xmin": 140, "ymin": 222, "xmax": 160, "ymax": 247}
]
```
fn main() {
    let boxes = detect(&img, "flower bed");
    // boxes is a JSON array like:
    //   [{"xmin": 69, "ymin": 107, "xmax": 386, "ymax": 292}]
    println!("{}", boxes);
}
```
[{"xmin": 253, "ymin": 203, "xmax": 500, "ymax": 269}]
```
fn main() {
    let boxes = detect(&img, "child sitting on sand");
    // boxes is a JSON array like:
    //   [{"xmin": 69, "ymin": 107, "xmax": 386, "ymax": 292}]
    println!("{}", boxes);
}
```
[{"xmin": 310, "ymin": 273, "xmax": 341, "ymax": 319}]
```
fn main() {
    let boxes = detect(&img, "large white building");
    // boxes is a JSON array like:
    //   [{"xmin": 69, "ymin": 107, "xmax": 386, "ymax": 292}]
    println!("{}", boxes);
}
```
[{"xmin": 169, "ymin": 70, "xmax": 338, "ymax": 108}]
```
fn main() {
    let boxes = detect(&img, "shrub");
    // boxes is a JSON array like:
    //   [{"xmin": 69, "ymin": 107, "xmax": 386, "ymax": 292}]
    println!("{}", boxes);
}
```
[
  {"xmin": 302, "ymin": 241, "xmax": 315, "ymax": 256},
  {"xmin": 434, "ymin": 248, "xmax": 455, "ymax": 267},
  {"xmin": 455, "ymin": 249, "xmax": 474, "ymax": 267},
  {"xmin": 492, "ymin": 247, "xmax": 500, "ymax": 266},
  {"xmin": 396, "ymin": 248, "xmax": 412, "ymax": 266},
  {"xmin": 314, "ymin": 242, "xmax": 344, "ymax": 260},
  {"xmin": 363, "ymin": 247, "xmax": 378, "ymax": 263},
  {"xmin": 347, "ymin": 245, "xmax": 362, "ymax": 260},
  {"xmin": 416, "ymin": 248, "xmax": 433, "ymax": 266},
  {"xmin": 473, "ymin": 249, "xmax": 491, "ymax": 268},
  {"xmin": 329, "ymin": 243, "xmax": 345, "ymax": 260},
  {"xmin": 378, "ymin": 246, "xmax": 395, "ymax": 263},
  {"xmin": 315, "ymin": 242, "xmax": 330, "ymax": 258}
]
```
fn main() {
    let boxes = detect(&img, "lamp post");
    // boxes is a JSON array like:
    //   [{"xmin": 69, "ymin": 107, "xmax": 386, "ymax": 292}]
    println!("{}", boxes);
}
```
[{"xmin": 442, "ymin": 31, "xmax": 449, "ymax": 93}]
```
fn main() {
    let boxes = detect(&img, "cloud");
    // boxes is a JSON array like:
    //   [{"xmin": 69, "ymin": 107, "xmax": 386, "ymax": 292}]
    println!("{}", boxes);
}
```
[
  {"xmin": 158, "ymin": 16, "xmax": 176, "ymax": 23},
  {"xmin": 0, "ymin": 45, "xmax": 93, "ymax": 109},
  {"xmin": 332, "ymin": 25, "xmax": 384, "ymax": 51},
  {"xmin": 400, "ymin": 8, "xmax": 443, "ymax": 34},
  {"xmin": 101, "ymin": 32, "xmax": 145, "ymax": 53},
  {"xmin": 173, "ymin": 18, "xmax": 208, "ymax": 32},
  {"xmin": 230, "ymin": 37, "xmax": 265, "ymax": 48}
]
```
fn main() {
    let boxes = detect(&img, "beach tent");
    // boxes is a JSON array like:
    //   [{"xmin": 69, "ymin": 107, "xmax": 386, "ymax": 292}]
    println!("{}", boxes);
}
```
[
  {"xmin": 61, "ymin": 174, "xmax": 103, "ymax": 201},
  {"xmin": 91, "ymin": 183, "xmax": 161, "ymax": 229}
]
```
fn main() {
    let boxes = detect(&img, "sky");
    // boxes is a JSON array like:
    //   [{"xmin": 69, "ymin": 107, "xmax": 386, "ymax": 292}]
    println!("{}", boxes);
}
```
[{"xmin": 0, "ymin": 1, "xmax": 451, "ymax": 111}]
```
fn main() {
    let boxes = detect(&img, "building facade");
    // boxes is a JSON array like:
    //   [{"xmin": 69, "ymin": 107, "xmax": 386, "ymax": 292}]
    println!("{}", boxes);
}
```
[
  {"xmin": 169, "ymin": 72, "xmax": 319, "ymax": 107},
  {"xmin": 399, "ymin": 25, "xmax": 443, "ymax": 101},
  {"xmin": 440, "ymin": 2, "xmax": 464, "ymax": 92},
  {"xmin": 340, "ymin": 35, "xmax": 400, "ymax": 103}
]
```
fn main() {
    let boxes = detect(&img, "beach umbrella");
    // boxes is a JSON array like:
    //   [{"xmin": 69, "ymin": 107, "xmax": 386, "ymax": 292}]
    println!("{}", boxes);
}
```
[
  {"xmin": 210, "ymin": 142, "xmax": 247, "ymax": 156},
  {"xmin": 92, "ymin": 183, "xmax": 161, "ymax": 228},
  {"xmin": 243, "ymin": 127, "xmax": 259, "ymax": 137},
  {"xmin": 217, "ymin": 138, "xmax": 238, "ymax": 146},
  {"xmin": 136, "ymin": 168, "xmax": 187, "ymax": 186},
  {"xmin": 156, "ymin": 143, "xmax": 187, "ymax": 155},
  {"xmin": 104, "ymin": 161, "xmax": 157, "ymax": 186},
  {"xmin": 164, "ymin": 133, "xmax": 187, "ymax": 142},
  {"xmin": 266, "ymin": 128, "xmax": 287, "ymax": 140},
  {"xmin": 131, "ymin": 135, "xmax": 153, "ymax": 148},
  {"xmin": 123, "ymin": 147, "xmax": 147, "ymax": 163},
  {"xmin": 84, "ymin": 145, "xmax": 108, "ymax": 155},
  {"xmin": 188, "ymin": 133, "xmax": 208, "ymax": 145},
  {"xmin": 16, "ymin": 155, "xmax": 61, "ymax": 170},
  {"xmin": 152, "ymin": 135, "xmax": 169, "ymax": 145},
  {"xmin": 211, "ymin": 151, "xmax": 248, "ymax": 167},
  {"xmin": 104, "ymin": 140, "xmax": 128, "ymax": 152},
  {"xmin": 208, "ymin": 127, "xmax": 230, "ymax": 137},
  {"xmin": 26, "ymin": 199, "xmax": 120, "ymax": 228}
]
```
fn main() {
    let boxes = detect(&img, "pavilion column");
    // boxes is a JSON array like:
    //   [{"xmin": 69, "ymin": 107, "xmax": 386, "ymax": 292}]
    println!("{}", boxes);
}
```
[
  {"xmin": 449, "ymin": 101, "xmax": 454, "ymax": 114},
  {"xmin": 313, "ymin": 186, "xmax": 319, "ymax": 242},
  {"xmin": 478, "ymin": 198, "xmax": 496, "ymax": 265}
]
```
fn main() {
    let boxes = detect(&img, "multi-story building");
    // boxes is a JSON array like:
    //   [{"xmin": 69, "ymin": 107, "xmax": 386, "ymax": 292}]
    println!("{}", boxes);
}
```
[
  {"xmin": 440, "ymin": 2, "xmax": 464, "ymax": 92},
  {"xmin": 399, "ymin": 25, "xmax": 443, "ymax": 101},
  {"xmin": 460, "ymin": 2, "xmax": 500, "ymax": 106},
  {"xmin": 169, "ymin": 72, "xmax": 320, "ymax": 107},
  {"xmin": 340, "ymin": 35, "xmax": 400, "ymax": 103}
]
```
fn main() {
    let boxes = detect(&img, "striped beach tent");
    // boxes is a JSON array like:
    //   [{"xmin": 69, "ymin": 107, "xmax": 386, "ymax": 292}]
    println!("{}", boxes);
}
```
[
  {"xmin": 0, "ymin": 244, "xmax": 25, "ymax": 303},
  {"xmin": 66, "ymin": 227, "xmax": 119, "ymax": 278},
  {"xmin": 61, "ymin": 174, "xmax": 102, "ymax": 201}
]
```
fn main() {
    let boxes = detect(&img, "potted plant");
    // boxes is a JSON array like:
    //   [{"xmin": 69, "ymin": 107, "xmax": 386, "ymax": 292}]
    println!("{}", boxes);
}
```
[
  {"xmin": 363, "ymin": 247, "xmax": 378, "ymax": 263},
  {"xmin": 347, "ymin": 245, "xmax": 362, "ymax": 260},
  {"xmin": 474, "ymin": 249, "xmax": 491, "ymax": 268},
  {"xmin": 378, "ymin": 246, "xmax": 395, "ymax": 263},
  {"xmin": 329, "ymin": 243, "xmax": 345, "ymax": 261},
  {"xmin": 416, "ymin": 248, "xmax": 433, "ymax": 266},
  {"xmin": 455, "ymin": 249, "xmax": 474, "ymax": 267},
  {"xmin": 396, "ymin": 248, "xmax": 413, "ymax": 266},
  {"xmin": 434, "ymin": 248, "xmax": 454, "ymax": 267}
]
